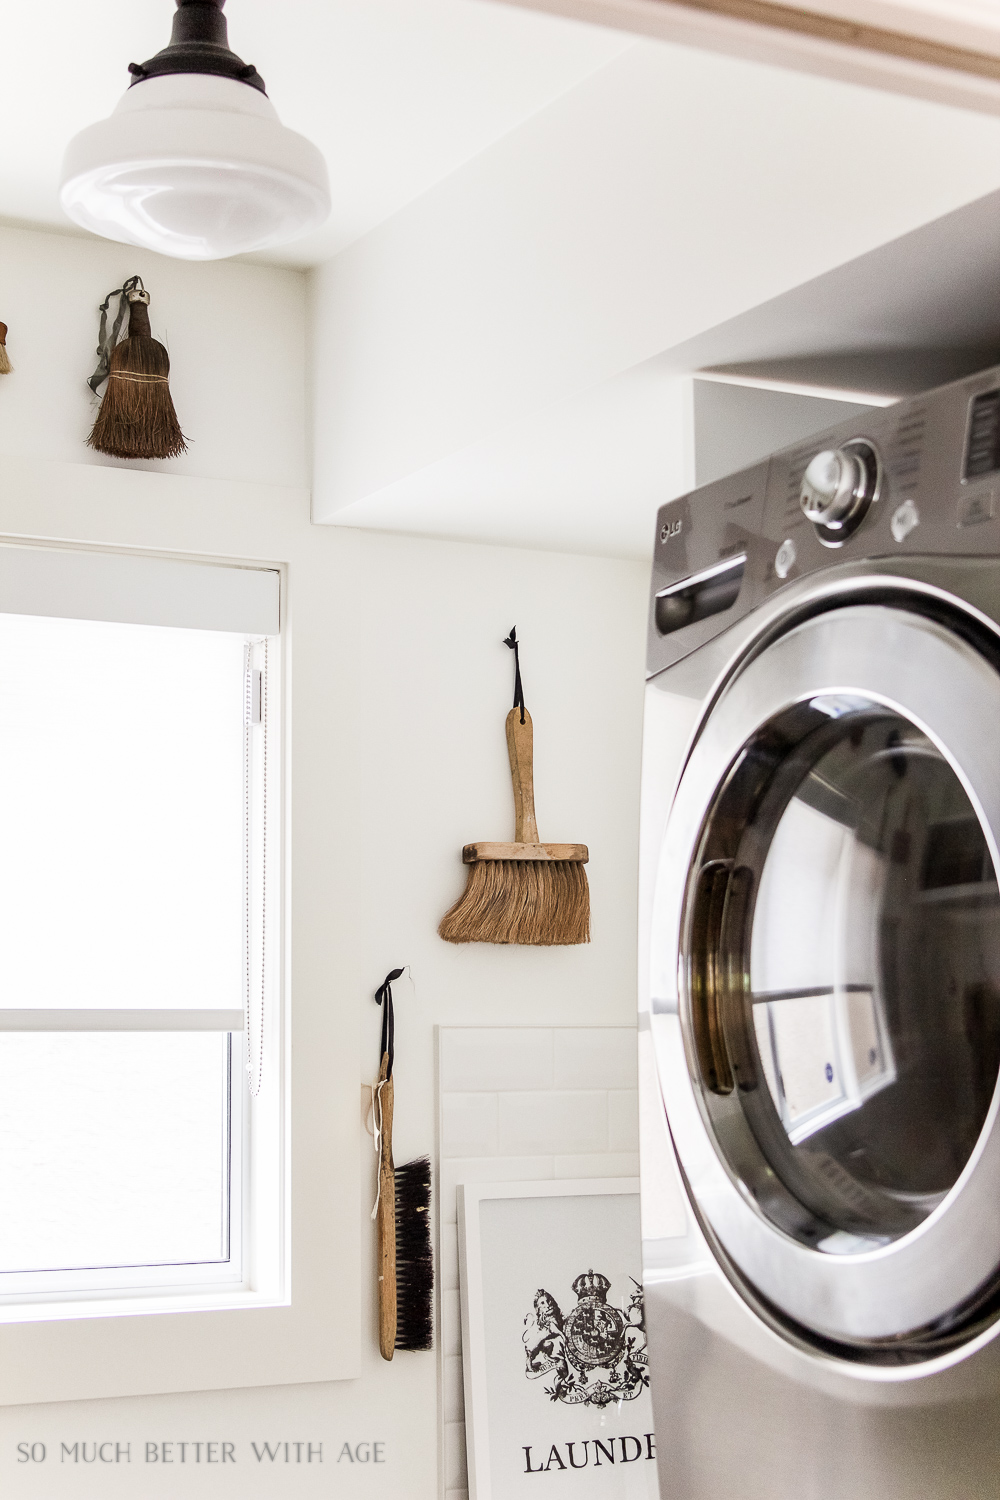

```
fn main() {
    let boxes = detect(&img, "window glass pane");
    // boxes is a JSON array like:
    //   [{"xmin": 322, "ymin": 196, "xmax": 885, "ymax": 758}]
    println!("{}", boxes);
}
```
[
  {"xmin": 0, "ymin": 614, "xmax": 245, "ymax": 1010},
  {"xmin": 0, "ymin": 1033, "xmax": 231, "ymax": 1273}
]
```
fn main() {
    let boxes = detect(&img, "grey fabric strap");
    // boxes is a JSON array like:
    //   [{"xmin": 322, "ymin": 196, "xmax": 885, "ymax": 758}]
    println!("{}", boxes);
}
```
[{"xmin": 87, "ymin": 274, "xmax": 143, "ymax": 394}]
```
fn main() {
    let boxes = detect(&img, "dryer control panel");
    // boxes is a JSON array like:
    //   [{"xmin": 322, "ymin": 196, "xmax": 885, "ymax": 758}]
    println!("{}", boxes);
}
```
[{"xmin": 647, "ymin": 362, "xmax": 1000, "ymax": 678}]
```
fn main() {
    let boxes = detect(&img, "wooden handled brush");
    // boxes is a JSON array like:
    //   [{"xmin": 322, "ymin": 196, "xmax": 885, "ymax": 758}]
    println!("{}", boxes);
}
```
[
  {"xmin": 439, "ymin": 628, "xmax": 590, "ymax": 945},
  {"xmin": 0, "ymin": 323, "xmax": 12, "ymax": 375},
  {"xmin": 372, "ymin": 970, "xmax": 433, "ymax": 1361}
]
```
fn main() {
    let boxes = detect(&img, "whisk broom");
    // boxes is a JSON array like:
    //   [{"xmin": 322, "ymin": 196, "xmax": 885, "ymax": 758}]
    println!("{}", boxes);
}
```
[
  {"xmin": 87, "ymin": 275, "xmax": 186, "ymax": 460},
  {"xmin": 439, "ymin": 628, "xmax": 590, "ymax": 946}
]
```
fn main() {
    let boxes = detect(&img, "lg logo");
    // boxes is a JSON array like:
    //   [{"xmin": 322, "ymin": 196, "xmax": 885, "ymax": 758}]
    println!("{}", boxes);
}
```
[{"xmin": 659, "ymin": 518, "xmax": 682, "ymax": 543}]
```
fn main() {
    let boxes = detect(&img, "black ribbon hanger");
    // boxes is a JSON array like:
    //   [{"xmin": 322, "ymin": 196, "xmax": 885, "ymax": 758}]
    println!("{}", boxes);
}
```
[
  {"xmin": 504, "ymin": 626, "xmax": 525, "ymax": 725},
  {"xmin": 375, "ymin": 968, "xmax": 404, "ymax": 1079}
]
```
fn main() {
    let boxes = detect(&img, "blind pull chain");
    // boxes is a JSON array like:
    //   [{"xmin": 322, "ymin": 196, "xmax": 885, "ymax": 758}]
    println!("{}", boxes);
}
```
[{"xmin": 244, "ymin": 639, "xmax": 268, "ymax": 1098}]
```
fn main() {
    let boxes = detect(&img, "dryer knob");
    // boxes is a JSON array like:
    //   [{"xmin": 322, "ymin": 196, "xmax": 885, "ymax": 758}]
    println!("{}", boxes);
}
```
[{"xmin": 800, "ymin": 448, "xmax": 866, "ymax": 528}]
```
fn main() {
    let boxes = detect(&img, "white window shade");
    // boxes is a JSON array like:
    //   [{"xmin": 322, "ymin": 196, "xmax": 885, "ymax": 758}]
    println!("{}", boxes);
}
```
[
  {"xmin": 0, "ymin": 608, "xmax": 255, "ymax": 1015},
  {"xmin": 0, "ymin": 544, "xmax": 279, "ymax": 635}
]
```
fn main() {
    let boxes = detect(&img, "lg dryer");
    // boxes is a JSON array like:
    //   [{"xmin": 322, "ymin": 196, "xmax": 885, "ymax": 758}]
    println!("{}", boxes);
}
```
[{"xmin": 640, "ymin": 369, "xmax": 1000, "ymax": 1499}]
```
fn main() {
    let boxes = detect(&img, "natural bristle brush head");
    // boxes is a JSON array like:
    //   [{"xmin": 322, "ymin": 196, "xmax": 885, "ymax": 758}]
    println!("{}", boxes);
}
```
[
  {"xmin": 439, "ymin": 857, "xmax": 590, "ymax": 945},
  {"xmin": 0, "ymin": 323, "xmax": 11, "ymax": 375},
  {"xmin": 393, "ymin": 1155, "xmax": 433, "ymax": 1353}
]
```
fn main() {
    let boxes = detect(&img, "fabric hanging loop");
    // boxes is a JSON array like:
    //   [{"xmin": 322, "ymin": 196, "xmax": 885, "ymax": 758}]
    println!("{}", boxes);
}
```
[
  {"xmin": 504, "ymin": 625, "xmax": 525, "ymax": 725},
  {"xmin": 87, "ymin": 275, "xmax": 143, "ymax": 395},
  {"xmin": 370, "ymin": 966, "xmax": 405, "ymax": 1222},
  {"xmin": 374, "ymin": 966, "xmax": 404, "ymax": 1079}
]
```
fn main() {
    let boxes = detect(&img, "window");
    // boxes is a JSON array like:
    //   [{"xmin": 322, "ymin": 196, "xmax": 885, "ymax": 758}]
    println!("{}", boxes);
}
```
[{"xmin": 0, "ymin": 547, "xmax": 279, "ymax": 1314}]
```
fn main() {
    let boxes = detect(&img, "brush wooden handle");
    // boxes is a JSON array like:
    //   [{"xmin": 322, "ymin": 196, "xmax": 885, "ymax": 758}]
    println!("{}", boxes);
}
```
[
  {"xmin": 506, "ymin": 707, "xmax": 539, "ymax": 844},
  {"xmin": 376, "ymin": 1054, "xmax": 396, "ymax": 1361}
]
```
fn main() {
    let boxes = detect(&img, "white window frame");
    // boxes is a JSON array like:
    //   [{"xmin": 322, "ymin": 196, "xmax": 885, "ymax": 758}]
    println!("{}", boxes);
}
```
[{"xmin": 0, "ymin": 474, "xmax": 358, "ymax": 1405}]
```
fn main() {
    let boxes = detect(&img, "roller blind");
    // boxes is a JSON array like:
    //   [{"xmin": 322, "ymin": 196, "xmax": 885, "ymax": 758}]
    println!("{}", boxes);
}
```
[
  {"xmin": 0, "ymin": 549, "xmax": 274, "ymax": 1026},
  {"xmin": 0, "ymin": 544, "xmax": 279, "ymax": 635}
]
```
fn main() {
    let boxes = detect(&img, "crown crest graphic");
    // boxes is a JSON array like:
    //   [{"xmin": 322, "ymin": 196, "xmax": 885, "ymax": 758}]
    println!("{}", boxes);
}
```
[
  {"xmin": 572, "ymin": 1269, "xmax": 611, "ymax": 1301},
  {"xmin": 523, "ymin": 1268, "xmax": 648, "ymax": 1409}
]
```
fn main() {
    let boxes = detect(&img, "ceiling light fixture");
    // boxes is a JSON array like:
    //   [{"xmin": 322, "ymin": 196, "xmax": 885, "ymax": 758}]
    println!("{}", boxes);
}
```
[{"xmin": 60, "ymin": 0, "xmax": 330, "ymax": 261}]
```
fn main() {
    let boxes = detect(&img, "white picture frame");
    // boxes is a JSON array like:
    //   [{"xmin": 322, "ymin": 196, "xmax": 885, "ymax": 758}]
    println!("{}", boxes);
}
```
[{"xmin": 458, "ymin": 1179, "xmax": 659, "ymax": 1500}]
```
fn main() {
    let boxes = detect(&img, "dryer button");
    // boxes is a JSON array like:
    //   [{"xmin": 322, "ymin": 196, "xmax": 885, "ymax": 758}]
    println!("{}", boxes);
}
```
[
  {"xmin": 774, "ymin": 538, "xmax": 797, "ymax": 579},
  {"xmin": 891, "ymin": 499, "xmax": 920, "ymax": 543},
  {"xmin": 958, "ymin": 486, "xmax": 996, "ymax": 529}
]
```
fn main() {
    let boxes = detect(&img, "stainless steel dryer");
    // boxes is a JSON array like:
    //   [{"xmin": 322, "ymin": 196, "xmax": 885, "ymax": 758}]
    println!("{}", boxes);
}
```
[{"xmin": 640, "ymin": 369, "xmax": 1000, "ymax": 1499}]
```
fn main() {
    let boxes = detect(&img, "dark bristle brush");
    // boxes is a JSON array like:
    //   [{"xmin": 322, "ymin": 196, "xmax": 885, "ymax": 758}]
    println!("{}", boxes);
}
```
[{"xmin": 373, "ymin": 968, "xmax": 433, "ymax": 1359}]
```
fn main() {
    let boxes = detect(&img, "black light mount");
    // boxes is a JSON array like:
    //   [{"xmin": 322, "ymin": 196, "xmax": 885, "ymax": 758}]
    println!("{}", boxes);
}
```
[{"xmin": 128, "ymin": 0, "xmax": 266, "ymax": 94}]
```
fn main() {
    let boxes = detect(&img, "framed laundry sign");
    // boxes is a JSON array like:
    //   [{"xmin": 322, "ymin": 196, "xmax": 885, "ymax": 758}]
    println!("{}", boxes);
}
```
[{"xmin": 458, "ymin": 1179, "xmax": 659, "ymax": 1499}]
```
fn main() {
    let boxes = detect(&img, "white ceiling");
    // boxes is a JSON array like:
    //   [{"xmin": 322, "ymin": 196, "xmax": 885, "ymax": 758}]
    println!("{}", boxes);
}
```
[
  {"xmin": 6, "ymin": 0, "xmax": 1000, "ymax": 564},
  {"xmin": 0, "ymin": 0, "xmax": 633, "ymax": 267}
]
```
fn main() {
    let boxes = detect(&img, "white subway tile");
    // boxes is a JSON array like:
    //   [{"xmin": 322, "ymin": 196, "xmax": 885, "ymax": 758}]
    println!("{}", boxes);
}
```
[
  {"xmin": 608, "ymin": 1090, "xmax": 640, "ymax": 1152},
  {"xmin": 442, "ymin": 1288, "xmax": 462, "ymax": 1356},
  {"xmin": 440, "ymin": 1028, "xmax": 553, "ymax": 1092},
  {"xmin": 444, "ymin": 1422, "xmax": 468, "ymax": 1491},
  {"xmin": 442, "ymin": 1093, "xmax": 498, "ymax": 1158},
  {"xmin": 554, "ymin": 1028, "xmax": 637, "ymax": 1091},
  {"xmin": 439, "ymin": 1156, "xmax": 556, "ymax": 1225},
  {"xmin": 440, "ymin": 1223, "xmax": 460, "ymax": 1292},
  {"xmin": 554, "ymin": 1153, "xmax": 640, "ymax": 1179},
  {"xmin": 444, "ymin": 1354, "xmax": 466, "ymax": 1423},
  {"xmin": 499, "ymin": 1092, "xmax": 608, "ymax": 1155}
]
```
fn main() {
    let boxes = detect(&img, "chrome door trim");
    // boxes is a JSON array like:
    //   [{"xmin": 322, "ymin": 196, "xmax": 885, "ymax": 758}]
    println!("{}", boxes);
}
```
[{"xmin": 650, "ymin": 600, "xmax": 1000, "ymax": 1346}]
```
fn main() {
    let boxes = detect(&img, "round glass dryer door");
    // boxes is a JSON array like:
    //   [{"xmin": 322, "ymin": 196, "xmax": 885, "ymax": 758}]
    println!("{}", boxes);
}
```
[{"xmin": 654, "ymin": 600, "xmax": 1000, "ymax": 1352}]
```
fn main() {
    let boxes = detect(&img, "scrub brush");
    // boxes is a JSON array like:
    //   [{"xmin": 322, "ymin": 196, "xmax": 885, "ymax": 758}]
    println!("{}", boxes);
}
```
[{"xmin": 372, "ymin": 969, "xmax": 433, "ymax": 1359}]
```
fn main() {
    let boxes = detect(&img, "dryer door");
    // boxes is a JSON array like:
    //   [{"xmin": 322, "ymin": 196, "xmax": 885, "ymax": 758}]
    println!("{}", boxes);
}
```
[{"xmin": 651, "ymin": 600, "xmax": 1000, "ymax": 1353}]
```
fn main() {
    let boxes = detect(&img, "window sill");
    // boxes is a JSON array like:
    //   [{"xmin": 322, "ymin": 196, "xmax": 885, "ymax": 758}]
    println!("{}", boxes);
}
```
[{"xmin": 0, "ymin": 1285, "xmax": 288, "ymax": 1326}]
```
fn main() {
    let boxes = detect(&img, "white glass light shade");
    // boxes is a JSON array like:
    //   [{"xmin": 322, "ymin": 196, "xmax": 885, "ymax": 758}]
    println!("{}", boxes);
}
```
[{"xmin": 60, "ymin": 74, "xmax": 330, "ymax": 260}]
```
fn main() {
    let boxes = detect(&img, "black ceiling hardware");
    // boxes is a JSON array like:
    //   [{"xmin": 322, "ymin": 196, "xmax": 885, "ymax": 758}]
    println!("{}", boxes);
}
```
[{"xmin": 128, "ymin": 0, "xmax": 266, "ymax": 94}]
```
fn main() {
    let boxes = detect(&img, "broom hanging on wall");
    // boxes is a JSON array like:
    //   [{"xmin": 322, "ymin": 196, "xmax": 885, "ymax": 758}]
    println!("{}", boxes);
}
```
[
  {"xmin": 371, "ymin": 968, "xmax": 433, "ymax": 1360},
  {"xmin": 87, "ymin": 275, "xmax": 186, "ymax": 460},
  {"xmin": 438, "ymin": 628, "xmax": 590, "ymax": 945},
  {"xmin": 0, "ymin": 323, "xmax": 12, "ymax": 374}
]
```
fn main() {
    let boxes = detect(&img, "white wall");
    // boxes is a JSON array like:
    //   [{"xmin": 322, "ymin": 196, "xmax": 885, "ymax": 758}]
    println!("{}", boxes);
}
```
[
  {"xmin": 692, "ymin": 381, "xmax": 873, "ymax": 487},
  {"xmin": 310, "ymin": 41, "xmax": 1000, "ymax": 520},
  {"xmin": 327, "ymin": 363, "xmax": 693, "ymax": 560},
  {"xmin": 0, "ymin": 224, "xmax": 307, "ymax": 488},
  {"xmin": 0, "ymin": 224, "xmax": 650, "ymax": 1497},
  {"xmin": 0, "ymin": 501, "xmax": 649, "ymax": 1500}
]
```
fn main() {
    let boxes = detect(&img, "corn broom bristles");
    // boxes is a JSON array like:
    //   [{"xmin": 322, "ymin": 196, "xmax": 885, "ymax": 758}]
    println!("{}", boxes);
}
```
[
  {"xmin": 438, "ymin": 859, "xmax": 590, "ymax": 946},
  {"xmin": 88, "ymin": 295, "xmax": 186, "ymax": 461}
]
